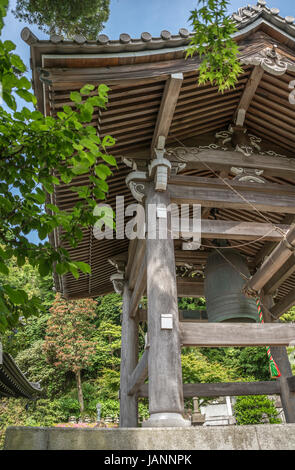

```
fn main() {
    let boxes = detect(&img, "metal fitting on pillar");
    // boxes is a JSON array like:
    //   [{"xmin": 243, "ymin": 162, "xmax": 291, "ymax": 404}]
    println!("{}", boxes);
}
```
[{"xmin": 149, "ymin": 136, "xmax": 172, "ymax": 192}]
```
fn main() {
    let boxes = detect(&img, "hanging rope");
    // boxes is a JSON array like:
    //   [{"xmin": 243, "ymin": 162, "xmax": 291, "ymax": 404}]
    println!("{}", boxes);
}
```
[{"xmin": 256, "ymin": 298, "xmax": 281, "ymax": 379}]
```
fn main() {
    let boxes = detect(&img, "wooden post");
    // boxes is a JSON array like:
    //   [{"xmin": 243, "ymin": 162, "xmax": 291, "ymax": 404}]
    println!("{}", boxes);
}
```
[
  {"xmin": 263, "ymin": 294, "xmax": 295, "ymax": 423},
  {"xmin": 143, "ymin": 185, "xmax": 189, "ymax": 427},
  {"xmin": 120, "ymin": 283, "xmax": 139, "ymax": 427}
]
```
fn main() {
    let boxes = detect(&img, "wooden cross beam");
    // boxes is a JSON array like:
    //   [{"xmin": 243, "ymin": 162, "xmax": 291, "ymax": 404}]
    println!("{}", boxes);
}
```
[
  {"xmin": 167, "ymin": 150, "xmax": 295, "ymax": 180},
  {"xmin": 138, "ymin": 380, "xmax": 281, "ymax": 398},
  {"xmin": 180, "ymin": 322, "xmax": 295, "ymax": 347},
  {"xmin": 168, "ymin": 177, "xmax": 295, "ymax": 214},
  {"xmin": 176, "ymin": 219, "xmax": 290, "ymax": 242}
]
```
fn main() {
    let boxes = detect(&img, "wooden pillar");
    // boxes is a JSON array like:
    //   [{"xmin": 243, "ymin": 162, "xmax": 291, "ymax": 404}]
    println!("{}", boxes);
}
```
[
  {"xmin": 263, "ymin": 293, "xmax": 295, "ymax": 423},
  {"xmin": 143, "ymin": 185, "xmax": 189, "ymax": 427},
  {"xmin": 120, "ymin": 283, "xmax": 139, "ymax": 427}
]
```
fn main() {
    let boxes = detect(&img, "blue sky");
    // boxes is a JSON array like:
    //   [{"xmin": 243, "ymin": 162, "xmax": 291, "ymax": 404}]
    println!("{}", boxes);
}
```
[
  {"xmin": 1, "ymin": 0, "xmax": 294, "ymax": 244},
  {"xmin": 2, "ymin": 1, "xmax": 295, "ymax": 73}
]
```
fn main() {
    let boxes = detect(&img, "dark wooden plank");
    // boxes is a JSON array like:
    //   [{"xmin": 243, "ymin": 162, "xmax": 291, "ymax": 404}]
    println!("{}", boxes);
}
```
[
  {"xmin": 180, "ymin": 322, "xmax": 295, "ymax": 347},
  {"xmin": 138, "ymin": 381, "xmax": 281, "ymax": 398},
  {"xmin": 177, "ymin": 279, "xmax": 204, "ymax": 298}
]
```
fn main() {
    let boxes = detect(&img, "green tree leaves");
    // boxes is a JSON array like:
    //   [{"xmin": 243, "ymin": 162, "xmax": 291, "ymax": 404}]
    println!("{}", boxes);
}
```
[
  {"xmin": 13, "ymin": 0, "xmax": 110, "ymax": 39},
  {"xmin": 0, "ymin": 6, "xmax": 116, "ymax": 329},
  {"xmin": 187, "ymin": 0, "xmax": 243, "ymax": 92}
]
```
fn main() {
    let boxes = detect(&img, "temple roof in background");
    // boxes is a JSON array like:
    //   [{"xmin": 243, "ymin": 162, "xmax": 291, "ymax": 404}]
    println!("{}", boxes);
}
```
[{"xmin": 0, "ymin": 353, "xmax": 41, "ymax": 399}]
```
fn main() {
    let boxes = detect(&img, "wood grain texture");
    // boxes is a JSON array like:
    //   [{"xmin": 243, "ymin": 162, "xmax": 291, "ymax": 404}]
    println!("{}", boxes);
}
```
[
  {"xmin": 180, "ymin": 322, "xmax": 295, "ymax": 347},
  {"xmin": 246, "ymin": 225, "xmax": 295, "ymax": 293},
  {"xmin": 127, "ymin": 350, "xmax": 149, "ymax": 396},
  {"xmin": 169, "ymin": 181, "xmax": 295, "ymax": 214},
  {"xmin": 120, "ymin": 284, "xmax": 138, "ymax": 427},
  {"xmin": 138, "ymin": 380, "xmax": 281, "ymax": 398},
  {"xmin": 146, "ymin": 186, "xmax": 184, "ymax": 415},
  {"xmin": 152, "ymin": 73, "xmax": 183, "ymax": 151}
]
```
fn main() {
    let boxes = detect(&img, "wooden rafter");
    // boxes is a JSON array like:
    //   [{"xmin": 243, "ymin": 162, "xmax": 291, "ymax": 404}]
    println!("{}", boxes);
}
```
[
  {"xmin": 264, "ymin": 256, "xmax": 295, "ymax": 294},
  {"xmin": 271, "ymin": 289, "xmax": 295, "ymax": 319},
  {"xmin": 244, "ymin": 225, "xmax": 295, "ymax": 294},
  {"xmin": 234, "ymin": 65, "xmax": 264, "ymax": 126},
  {"xmin": 151, "ymin": 73, "xmax": 183, "ymax": 152}
]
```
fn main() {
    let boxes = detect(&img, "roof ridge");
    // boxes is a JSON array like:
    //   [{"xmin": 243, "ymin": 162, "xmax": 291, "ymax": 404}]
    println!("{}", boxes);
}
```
[{"xmin": 21, "ymin": 1, "xmax": 295, "ymax": 49}]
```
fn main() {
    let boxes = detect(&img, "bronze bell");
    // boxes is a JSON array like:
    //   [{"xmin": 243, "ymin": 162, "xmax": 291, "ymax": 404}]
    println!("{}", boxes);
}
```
[{"xmin": 204, "ymin": 249, "xmax": 258, "ymax": 323}]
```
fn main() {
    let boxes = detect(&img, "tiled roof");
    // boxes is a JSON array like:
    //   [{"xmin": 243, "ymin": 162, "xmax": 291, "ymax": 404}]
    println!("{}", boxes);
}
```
[{"xmin": 21, "ymin": 1, "xmax": 295, "ymax": 53}]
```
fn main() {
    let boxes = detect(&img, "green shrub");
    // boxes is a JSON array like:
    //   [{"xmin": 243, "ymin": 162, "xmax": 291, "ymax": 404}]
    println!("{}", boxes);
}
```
[{"xmin": 234, "ymin": 395, "xmax": 281, "ymax": 425}]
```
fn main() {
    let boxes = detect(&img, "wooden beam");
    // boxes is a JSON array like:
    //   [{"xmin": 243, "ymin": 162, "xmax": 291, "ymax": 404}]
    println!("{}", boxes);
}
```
[
  {"xmin": 270, "ymin": 346, "xmax": 295, "ymax": 423},
  {"xmin": 255, "ymin": 215, "xmax": 295, "ymax": 268},
  {"xmin": 151, "ymin": 73, "xmax": 183, "ymax": 151},
  {"xmin": 166, "ymin": 149, "xmax": 295, "ymax": 180},
  {"xmin": 129, "ymin": 258, "xmax": 147, "ymax": 318},
  {"xmin": 234, "ymin": 66, "xmax": 264, "ymax": 126},
  {"xmin": 137, "ymin": 309, "xmax": 209, "ymax": 323},
  {"xmin": 169, "ymin": 178, "xmax": 295, "ymax": 214},
  {"xmin": 138, "ymin": 381, "xmax": 281, "ymax": 398},
  {"xmin": 244, "ymin": 225, "xmax": 295, "ymax": 294},
  {"xmin": 120, "ymin": 284, "xmax": 138, "ymax": 427},
  {"xmin": 145, "ymin": 185, "xmax": 185, "ymax": 425},
  {"xmin": 174, "ymin": 219, "xmax": 290, "ymax": 242},
  {"xmin": 287, "ymin": 376, "xmax": 295, "ymax": 393},
  {"xmin": 128, "ymin": 239, "xmax": 146, "ymax": 290},
  {"xmin": 271, "ymin": 289, "xmax": 295, "ymax": 319},
  {"xmin": 180, "ymin": 322, "xmax": 295, "ymax": 347},
  {"xmin": 264, "ymin": 255, "xmax": 295, "ymax": 294},
  {"xmin": 177, "ymin": 279, "xmax": 204, "ymax": 297},
  {"xmin": 128, "ymin": 350, "xmax": 149, "ymax": 396}
]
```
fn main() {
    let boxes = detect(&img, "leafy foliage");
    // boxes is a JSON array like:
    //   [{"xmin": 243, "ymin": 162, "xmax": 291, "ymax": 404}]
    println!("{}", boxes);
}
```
[
  {"xmin": 13, "ymin": 0, "xmax": 110, "ymax": 39},
  {"xmin": 43, "ymin": 294, "xmax": 98, "ymax": 412},
  {"xmin": 44, "ymin": 294, "xmax": 97, "ymax": 374},
  {"xmin": 200, "ymin": 346, "xmax": 270, "ymax": 381},
  {"xmin": 0, "ymin": 3, "xmax": 116, "ymax": 331},
  {"xmin": 234, "ymin": 395, "xmax": 281, "ymax": 425},
  {"xmin": 187, "ymin": 0, "xmax": 243, "ymax": 92}
]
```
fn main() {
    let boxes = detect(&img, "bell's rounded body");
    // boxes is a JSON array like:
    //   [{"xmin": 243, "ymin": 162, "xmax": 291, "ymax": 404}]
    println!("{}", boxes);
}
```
[{"xmin": 204, "ymin": 249, "xmax": 258, "ymax": 323}]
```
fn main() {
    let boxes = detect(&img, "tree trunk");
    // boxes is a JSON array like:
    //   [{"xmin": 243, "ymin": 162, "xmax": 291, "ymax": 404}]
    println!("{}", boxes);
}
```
[{"xmin": 75, "ymin": 369, "xmax": 84, "ymax": 415}]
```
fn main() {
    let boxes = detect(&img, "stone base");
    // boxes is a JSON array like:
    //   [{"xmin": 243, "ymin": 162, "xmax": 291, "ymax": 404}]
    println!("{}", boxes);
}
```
[
  {"xmin": 142, "ymin": 413, "xmax": 191, "ymax": 428},
  {"xmin": 4, "ymin": 424, "xmax": 295, "ymax": 450}
]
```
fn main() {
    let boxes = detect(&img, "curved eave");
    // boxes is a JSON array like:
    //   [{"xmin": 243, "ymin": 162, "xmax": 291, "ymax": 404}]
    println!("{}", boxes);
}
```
[
  {"xmin": 24, "ymin": 7, "xmax": 295, "ymax": 114},
  {"xmin": 0, "ymin": 353, "xmax": 42, "ymax": 399}
]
